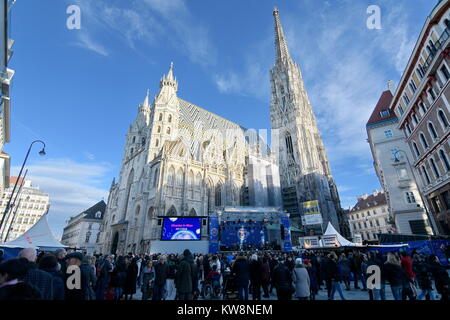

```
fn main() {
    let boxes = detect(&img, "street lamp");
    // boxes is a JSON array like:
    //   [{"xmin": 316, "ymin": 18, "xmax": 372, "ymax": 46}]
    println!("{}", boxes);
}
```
[
  {"xmin": 0, "ymin": 140, "xmax": 46, "ymax": 235},
  {"xmin": 393, "ymin": 149, "xmax": 436, "ymax": 235}
]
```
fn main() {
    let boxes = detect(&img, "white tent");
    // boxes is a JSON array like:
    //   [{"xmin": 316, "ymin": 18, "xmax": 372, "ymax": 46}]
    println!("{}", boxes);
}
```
[
  {"xmin": 322, "ymin": 222, "xmax": 359, "ymax": 247},
  {"xmin": 0, "ymin": 214, "xmax": 67, "ymax": 250}
]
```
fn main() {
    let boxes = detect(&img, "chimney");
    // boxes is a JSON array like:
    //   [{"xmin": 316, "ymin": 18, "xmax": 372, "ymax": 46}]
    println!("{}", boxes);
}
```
[{"xmin": 387, "ymin": 80, "xmax": 395, "ymax": 94}]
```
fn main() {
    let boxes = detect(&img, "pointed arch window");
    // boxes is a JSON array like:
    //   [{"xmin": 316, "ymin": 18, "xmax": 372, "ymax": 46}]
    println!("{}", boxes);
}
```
[
  {"xmin": 215, "ymin": 183, "xmax": 222, "ymax": 207},
  {"xmin": 428, "ymin": 122, "xmax": 438, "ymax": 140},
  {"xmin": 438, "ymin": 109, "xmax": 449, "ymax": 130},
  {"xmin": 421, "ymin": 166, "xmax": 431, "ymax": 184},
  {"xmin": 412, "ymin": 141, "xmax": 421, "ymax": 158},
  {"xmin": 132, "ymin": 136, "xmax": 136, "ymax": 143},
  {"xmin": 206, "ymin": 181, "xmax": 213, "ymax": 213},
  {"xmin": 195, "ymin": 173, "xmax": 202, "ymax": 200},
  {"xmin": 430, "ymin": 157, "xmax": 440, "ymax": 178},
  {"xmin": 285, "ymin": 132, "xmax": 294, "ymax": 155},
  {"xmin": 159, "ymin": 113, "xmax": 163, "ymax": 121},
  {"xmin": 153, "ymin": 168, "xmax": 159, "ymax": 187},
  {"xmin": 440, "ymin": 149, "xmax": 450, "ymax": 172},
  {"xmin": 187, "ymin": 171, "xmax": 194, "ymax": 199},
  {"xmin": 420, "ymin": 133, "xmax": 429, "ymax": 149},
  {"xmin": 189, "ymin": 208, "xmax": 197, "ymax": 217},
  {"xmin": 175, "ymin": 168, "xmax": 184, "ymax": 197},
  {"xmin": 155, "ymin": 139, "xmax": 159, "ymax": 147},
  {"xmin": 168, "ymin": 114, "xmax": 172, "ymax": 123},
  {"xmin": 157, "ymin": 126, "xmax": 161, "ymax": 133},
  {"xmin": 123, "ymin": 169, "xmax": 134, "ymax": 220},
  {"xmin": 166, "ymin": 166, "xmax": 175, "ymax": 196},
  {"xmin": 167, "ymin": 205, "xmax": 177, "ymax": 216},
  {"xmin": 167, "ymin": 127, "xmax": 171, "ymax": 134},
  {"xmin": 141, "ymin": 137, "xmax": 146, "ymax": 147}
]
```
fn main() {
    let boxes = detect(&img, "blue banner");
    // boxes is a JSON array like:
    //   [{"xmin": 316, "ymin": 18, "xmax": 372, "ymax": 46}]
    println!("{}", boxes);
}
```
[
  {"xmin": 280, "ymin": 216, "xmax": 292, "ymax": 252},
  {"xmin": 370, "ymin": 240, "xmax": 450, "ymax": 266},
  {"xmin": 209, "ymin": 216, "xmax": 219, "ymax": 253}
]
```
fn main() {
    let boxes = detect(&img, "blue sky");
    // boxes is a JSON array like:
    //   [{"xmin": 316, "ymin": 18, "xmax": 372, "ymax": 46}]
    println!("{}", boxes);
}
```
[{"xmin": 6, "ymin": 0, "xmax": 437, "ymax": 237}]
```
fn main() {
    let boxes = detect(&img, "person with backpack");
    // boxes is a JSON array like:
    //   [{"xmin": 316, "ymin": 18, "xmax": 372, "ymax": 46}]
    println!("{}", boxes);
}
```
[{"xmin": 95, "ymin": 254, "xmax": 113, "ymax": 300}]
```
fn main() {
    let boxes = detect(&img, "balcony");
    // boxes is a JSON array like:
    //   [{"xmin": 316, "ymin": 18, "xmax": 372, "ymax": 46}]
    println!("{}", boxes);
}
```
[{"xmin": 423, "ymin": 26, "xmax": 450, "ymax": 74}]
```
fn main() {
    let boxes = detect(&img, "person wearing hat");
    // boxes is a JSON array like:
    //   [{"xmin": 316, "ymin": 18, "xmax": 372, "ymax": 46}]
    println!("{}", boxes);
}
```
[
  {"xmin": 292, "ymin": 258, "xmax": 310, "ymax": 300},
  {"xmin": 64, "ymin": 251, "xmax": 90, "ymax": 300}
]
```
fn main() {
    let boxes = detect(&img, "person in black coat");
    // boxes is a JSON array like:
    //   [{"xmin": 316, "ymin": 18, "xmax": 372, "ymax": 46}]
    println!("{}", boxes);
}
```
[
  {"xmin": 272, "ymin": 258, "xmax": 292, "ymax": 300},
  {"xmin": 124, "ymin": 257, "xmax": 139, "ymax": 300},
  {"xmin": 0, "ymin": 258, "xmax": 41, "ymax": 300},
  {"xmin": 38, "ymin": 254, "xmax": 65, "ymax": 300},
  {"xmin": 249, "ymin": 254, "xmax": 263, "ymax": 300},
  {"xmin": 64, "ymin": 252, "xmax": 93, "ymax": 301},
  {"xmin": 111, "ymin": 256, "xmax": 127, "ymax": 300},
  {"xmin": 428, "ymin": 254, "xmax": 450, "ymax": 300},
  {"xmin": 232, "ymin": 254, "xmax": 250, "ymax": 300},
  {"xmin": 153, "ymin": 255, "xmax": 169, "ymax": 300},
  {"xmin": 175, "ymin": 249, "xmax": 197, "ymax": 300}
]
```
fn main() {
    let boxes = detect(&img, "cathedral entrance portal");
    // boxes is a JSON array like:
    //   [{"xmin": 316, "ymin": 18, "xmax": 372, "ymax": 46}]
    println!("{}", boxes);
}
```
[{"xmin": 111, "ymin": 232, "xmax": 119, "ymax": 255}]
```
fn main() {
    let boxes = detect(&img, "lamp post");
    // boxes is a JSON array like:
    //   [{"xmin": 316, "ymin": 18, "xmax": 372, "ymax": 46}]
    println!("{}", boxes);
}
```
[
  {"xmin": 393, "ymin": 149, "xmax": 436, "ymax": 235},
  {"xmin": 0, "ymin": 140, "xmax": 46, "ymax": 234}
]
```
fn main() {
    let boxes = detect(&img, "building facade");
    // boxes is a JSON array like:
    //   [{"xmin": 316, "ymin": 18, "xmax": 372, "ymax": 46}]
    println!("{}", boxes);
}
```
[
  {"xmin": 0, "ymin": 177, "xmax": 50, "ymax": 242},
  {"xmin": 367, "ymin": 90, "xmax": 434, "ymax": 235},
  {"xmin": 269, "ymin": 8, "xmax": 346, "ymax": 236},
  {"xmin": 0, "ymin": 0, "xmax": 15, "ymax": 196},
  {"xmin": 348, "ymin": 191, "xmax": 393, "ymax": 243},
  {"xmin": 61, "ymin": 201, "xmax": 106, "ymax": 254},
  {"xmin": 391, "ymin": 0, "xmax": 450, "ymax": 234},
  {"xmin": 96, "ymin": 64, "xmax": 282, "ymax": 255}
]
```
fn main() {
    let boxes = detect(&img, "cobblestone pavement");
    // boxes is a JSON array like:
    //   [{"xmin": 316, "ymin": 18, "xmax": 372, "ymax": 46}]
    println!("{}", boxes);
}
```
[{"xmin": 132, "ymin": 284, "xmax": 404, "ymax": 301}]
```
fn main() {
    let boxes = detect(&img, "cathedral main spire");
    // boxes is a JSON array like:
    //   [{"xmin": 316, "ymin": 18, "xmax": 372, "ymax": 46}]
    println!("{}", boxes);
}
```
[{"xmin": 273, "ymin": 8, "xmax": 292, "ymax": 63}]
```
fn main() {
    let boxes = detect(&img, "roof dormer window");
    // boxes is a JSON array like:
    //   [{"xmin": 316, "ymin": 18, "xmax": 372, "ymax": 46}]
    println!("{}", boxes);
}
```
[{"xmin": 380, "ymin": 110, "xmax": 390, "ymax": 118}]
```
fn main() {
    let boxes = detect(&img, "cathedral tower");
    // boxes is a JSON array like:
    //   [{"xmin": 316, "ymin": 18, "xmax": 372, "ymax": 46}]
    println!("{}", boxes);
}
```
[{"xmin": 269, "ymin": 8, "xmax": 343, "ymax": 234}]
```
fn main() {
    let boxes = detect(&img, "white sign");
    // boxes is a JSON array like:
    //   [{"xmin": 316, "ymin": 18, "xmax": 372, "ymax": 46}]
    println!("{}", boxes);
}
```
[
  {"xmin": 322, "ymin": 234, "xmax": 339, "ymax": 247},
  {"xmin": 301, "ymin": 236, "xmax": 320, "ymax": 249},
  {"xmin": 353, "ymin": 234, "xmax": 363, "ymax": 245},
  {"xmin": 303, "ymin": 214, "xmax": 323, "ymax": 226}
]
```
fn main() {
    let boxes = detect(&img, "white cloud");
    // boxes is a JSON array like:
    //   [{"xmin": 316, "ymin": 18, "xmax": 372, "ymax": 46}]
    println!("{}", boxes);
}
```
[
  {"xmin": 75, "ymin": 31, "xmax": 109, "ymax": 56},
  {"xmin": 69, "ymin": 0, "xmax": 216, "ymax": 66},
  {"xmin": 12, "ymin": 158, "xmax": 112, "ymax": 238}
]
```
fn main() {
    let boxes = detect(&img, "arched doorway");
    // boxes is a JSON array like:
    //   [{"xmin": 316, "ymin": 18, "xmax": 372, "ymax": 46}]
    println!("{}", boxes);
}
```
[
  {"xmin": 167, "ymin": 205, "xmax": 177, "ymax": 216},
  {"xmin": 111, "ymin": 232, "xmax": 119, "ymax": 254}
]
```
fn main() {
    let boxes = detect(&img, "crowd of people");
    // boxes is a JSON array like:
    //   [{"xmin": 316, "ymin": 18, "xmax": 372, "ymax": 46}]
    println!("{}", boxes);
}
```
[{"xmin": 0, "ymin": 247, "xmax": 448, "ymax": 301}]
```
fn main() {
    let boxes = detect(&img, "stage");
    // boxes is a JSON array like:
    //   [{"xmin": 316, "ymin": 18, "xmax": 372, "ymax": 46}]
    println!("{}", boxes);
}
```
[{"xmin": 208, "ymin": 206, "xmax": 293, "ymax": 253}]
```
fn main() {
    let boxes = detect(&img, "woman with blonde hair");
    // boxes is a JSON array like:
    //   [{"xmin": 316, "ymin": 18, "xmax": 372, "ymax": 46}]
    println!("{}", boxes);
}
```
[{"xmin": 382, "ymin": 252, "xmax": 405, "ymax": 300}]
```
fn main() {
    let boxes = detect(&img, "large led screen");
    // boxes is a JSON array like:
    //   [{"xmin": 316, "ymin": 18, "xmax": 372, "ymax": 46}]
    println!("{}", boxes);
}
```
[{"xmin": 161, "ymin": 217, "xmax": 202, "ymax": 240}]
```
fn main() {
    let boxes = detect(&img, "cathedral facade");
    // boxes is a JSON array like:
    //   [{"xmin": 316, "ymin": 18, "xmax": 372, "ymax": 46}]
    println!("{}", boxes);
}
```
[
  {"xmin": 97, "ymin": 9, "xmax": 345, "ymax": 255},
  {"xmin": 97, "ymin": 63, "xmax": 282, "ymax": 255}
]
